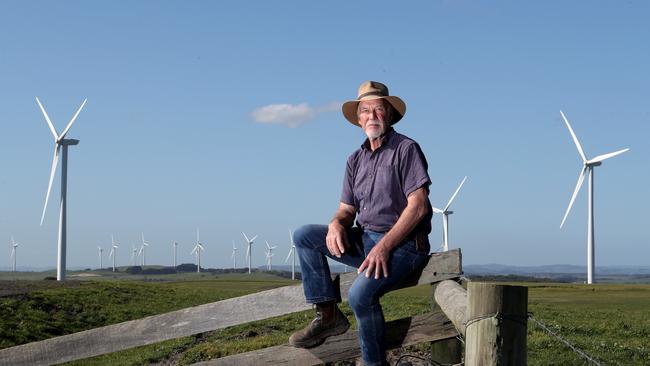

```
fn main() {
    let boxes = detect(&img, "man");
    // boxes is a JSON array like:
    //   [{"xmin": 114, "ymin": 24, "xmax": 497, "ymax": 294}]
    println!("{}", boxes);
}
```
[{"xmin": 289, "ymin": 81, "xmax": 433, "ymax": 366}]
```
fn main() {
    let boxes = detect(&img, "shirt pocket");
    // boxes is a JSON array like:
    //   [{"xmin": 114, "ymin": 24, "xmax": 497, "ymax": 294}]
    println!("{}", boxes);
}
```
[{"xmin": 375, "ymin": 164, "xmax": 400, "ymax": 193}]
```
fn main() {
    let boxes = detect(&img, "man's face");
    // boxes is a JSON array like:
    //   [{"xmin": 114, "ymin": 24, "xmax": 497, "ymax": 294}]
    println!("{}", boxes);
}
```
[{"xmin": 357, "ymin": 99, "xmax": 389, "ymax": 140}]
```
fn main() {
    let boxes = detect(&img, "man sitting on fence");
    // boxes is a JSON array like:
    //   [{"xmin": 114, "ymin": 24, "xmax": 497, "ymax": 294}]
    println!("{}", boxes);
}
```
[{"xmin": 289, "ymin": 81, "xmax": 433, "ymax": 366}]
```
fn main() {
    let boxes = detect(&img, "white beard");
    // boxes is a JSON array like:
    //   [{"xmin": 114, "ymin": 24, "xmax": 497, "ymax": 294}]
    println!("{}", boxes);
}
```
[{"xmin": 364, "ymin": 119, "xmax": 384, "ymax": 140}]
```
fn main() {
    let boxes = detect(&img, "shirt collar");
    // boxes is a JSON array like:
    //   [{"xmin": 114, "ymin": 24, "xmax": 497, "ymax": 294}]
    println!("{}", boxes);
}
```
[{"xmin": 361, "ymin": 127, "xmax": 395, "ymax": 151}]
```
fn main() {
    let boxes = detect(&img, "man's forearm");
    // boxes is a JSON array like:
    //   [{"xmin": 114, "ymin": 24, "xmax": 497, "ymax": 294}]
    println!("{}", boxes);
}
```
[
  {"xmin": 330, "ymin": 204, "xmax": 356, "ymax": 228},
  {"xmin": 378, "ymin": 189, "xmax": 428, "ymax": 251}
]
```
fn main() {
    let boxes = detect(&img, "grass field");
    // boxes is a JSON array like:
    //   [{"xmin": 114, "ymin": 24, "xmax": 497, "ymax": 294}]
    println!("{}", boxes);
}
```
[{"xmin": 1, "ymin": 272, "xmax": 649, "ymax": 365}]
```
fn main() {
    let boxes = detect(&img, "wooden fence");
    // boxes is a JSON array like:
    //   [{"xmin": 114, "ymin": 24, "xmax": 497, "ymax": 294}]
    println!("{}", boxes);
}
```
[{"xmin": 0, "ymin": 249, "xmax": 462, "ymax": 366}]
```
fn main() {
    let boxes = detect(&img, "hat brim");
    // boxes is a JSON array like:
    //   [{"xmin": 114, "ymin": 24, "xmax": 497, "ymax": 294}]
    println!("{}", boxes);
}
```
[{"xmin": 342, "ymin": 95, "xmax": 406, "ymax": 127}]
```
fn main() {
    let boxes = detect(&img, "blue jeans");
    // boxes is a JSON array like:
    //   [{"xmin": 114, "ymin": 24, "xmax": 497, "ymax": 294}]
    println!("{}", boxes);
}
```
[{"xmin": 293, "ymin": 224, "xmax": 429, "ymax": 366}]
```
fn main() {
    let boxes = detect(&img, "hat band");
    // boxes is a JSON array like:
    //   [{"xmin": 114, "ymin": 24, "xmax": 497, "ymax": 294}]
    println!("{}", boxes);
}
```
[{"xmin": 357, "ymin": 90, "xmax": 388, "ymax": 99}]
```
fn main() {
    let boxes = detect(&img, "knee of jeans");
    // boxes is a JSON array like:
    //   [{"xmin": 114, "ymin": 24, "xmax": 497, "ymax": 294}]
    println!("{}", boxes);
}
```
[
  {"xmin": 348, "ymin": 279, "xmax": 378, "ymax": 313},
  {"xmin": 293, "ymin": 224, "xmax": 317, "ymax": 249}
]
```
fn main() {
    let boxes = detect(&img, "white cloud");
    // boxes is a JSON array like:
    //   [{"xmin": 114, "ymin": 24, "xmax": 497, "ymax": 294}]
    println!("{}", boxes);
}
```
[{"xmin": 251, "ymin": 101, "xmax": 341, "ymax": 128}]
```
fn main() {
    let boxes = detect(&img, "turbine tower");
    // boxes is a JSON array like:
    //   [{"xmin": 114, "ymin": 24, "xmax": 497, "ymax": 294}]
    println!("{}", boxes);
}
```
[
  {"xmin": 265, "ymin": 240, "xmax": 277, "ymax": 270},
  {"xmin": 242, "ymin": 232, "xmax": 258, "ymax": 274},
  {"xmin": 172, "ymin": 241, "xmax": 179, "ymax": 268},
  {"xmin": 139, "ymin": 233, "xmax": 150, "ymax": 266},
  {"xmin": 97, "ymin": 246, "xmax": 103, "ymax": 270},
  {"xmin": 559, "ymin": 111, "xmax": 629, "ymax": 285},
  {"xmin": 36, "ymin": 97, "xmax": 87, "ymax": 281},
  {"xmin": 231, "ymin": 240, "xmax": 238, "ymax": 269},
  {"xmin": 10, "ymin": 236, "xmax": 19, "ymax": 272},
  {"xmin": 284, "ymin": 230, "xmax": 296, "ymax": 280},
  {"xmin": 191, "ymin": 229, "xmax": 205, "ymax": 273},
  {"xmin": 131, "ymin": 244, "xmax": 138, "ymax": 266},
  {"xmin": 109, "ymin": 234, "xmax": 118, "ymax": 272},
  {"xmin": 431, "ymin": 176, "xmax": 468, "ymax": 252}
]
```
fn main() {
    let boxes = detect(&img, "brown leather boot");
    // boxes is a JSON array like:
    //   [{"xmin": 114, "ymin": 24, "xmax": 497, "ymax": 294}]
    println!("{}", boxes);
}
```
[{"xmin": 289, "ymin": 302, "xmax": 350, "ymax": 348}]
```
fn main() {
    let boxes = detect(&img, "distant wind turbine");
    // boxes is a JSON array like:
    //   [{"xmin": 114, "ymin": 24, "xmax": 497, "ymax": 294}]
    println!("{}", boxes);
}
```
[
  {"xmin": 109, "ymin": 234, "xmax": 119, "ymax": 272},
  {"xmin": 131, "ymin": 244, "xmax": 138, "ymax": 266},
  {"xmin": 559, "ymin": 111, "xmax": 629, "ymax": 285},
  {"xmin": 265, "ymin": 240, "xmax": 277, "ymax": 270},
  {"xmin": 36, "ymin": 97, "xmax": 87, "ymax": 281},
  {"xmin": 172, "ymin": 241, "xmax": 179, "ymax": 268},
  {"xmin": 190, "ymin": 228, "xmax": 205, "ymax": 273},
  {"xmin": 97, "ymin": 246, "xmax": 103, "ymax": 270},
  {"xmin": 284, "ymin": 230, "xmax": 296, "ymax": 280},
  {"xmin": 231, "ymin": 240, "xmax": 238, "ymax": 269},
  {"xmin": 242, "ymin": 232, "xmax": 258, "ymax": 274},
  {"xmin": 10, "ymin": 236, "xmax": 19, "ymax": 272},
  {"xmin": 431, "ymin": 176, "xmax": 468, "ymax": 252},
  {"xmin": 139, "ymin": 233, "xmax": 150, "ymax": 266}
]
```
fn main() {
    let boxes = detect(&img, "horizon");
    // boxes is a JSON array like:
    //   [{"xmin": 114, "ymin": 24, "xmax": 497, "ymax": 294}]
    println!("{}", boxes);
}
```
[{"xmin": 1, "ymin": 2, "xmax": 649, "ymax": 270}]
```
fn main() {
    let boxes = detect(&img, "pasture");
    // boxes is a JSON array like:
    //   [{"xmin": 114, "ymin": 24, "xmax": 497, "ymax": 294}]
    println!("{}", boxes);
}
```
[{"xmin": 0, "ymin": 271, "xmax": 648, "ymax": 365}]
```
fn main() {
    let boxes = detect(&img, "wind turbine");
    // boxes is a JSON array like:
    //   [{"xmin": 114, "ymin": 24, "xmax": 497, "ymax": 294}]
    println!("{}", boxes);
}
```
[
  {"xmin": 284, "ymin": 230, "xmax": 296, "ymax": 280},
  {"xmin": 190, "ymin": 228, "xmax": 205, "ymax": 273},
  {"xmin": 109, "ymin": 234, "xmax": 118, "ymax": 272},
  {"xmin": 139, "ymin": 233, "xmax": 150, "ymax": 266},
  {"xmin": 265, "ymin": 240, "xmax": 277, "ymax": 270},
  {"xmin": 242, "ymin": 232, "xmax": 258, "ymax": 274},
  {"xmin": 172, "ymin": 241, "xmax": 179, "ymax": 268},
  {"xmin": 36, "ymin": 97, "xmax": 87, "ymax": 281},
  {"xmin": 559, "ymin": 111, "xmax": 629, "ymax": 285},
  {"xmin": 431, "ymin": 176, "xmax": 468, "ymax": 252},
  {"xmin": 231, "ymin": 240, "xmax": 238, "ymax": 269},
  {"xmin": 10, "ymin": 236, "xmax": 19, "ymax": 272},
  {"xmin": 131, "ymin": 244, "xmax": 138, "ymax": 266},
  {"xmin": 97, "ymin": 246, "xmax": 103, "ymax": 270}
]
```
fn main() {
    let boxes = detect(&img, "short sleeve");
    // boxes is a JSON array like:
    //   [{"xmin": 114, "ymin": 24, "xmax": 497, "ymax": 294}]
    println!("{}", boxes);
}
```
[
  {"xmin": 400, "ymin": 142, "xmax": 431, "ymax": 197},
  {"xmin": 340, "ymin": 155, "xmax": 355, "ymax": 205}
]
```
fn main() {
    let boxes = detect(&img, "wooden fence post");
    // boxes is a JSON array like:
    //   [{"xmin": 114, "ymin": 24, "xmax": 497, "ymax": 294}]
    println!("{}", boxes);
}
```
[
  {"xmin": 465, "ymin": 283, "xmax": 528, "ymax": 366},
  {"xmin": 430, "ymin": 282, "xmax": 464, "ymax": 364}
]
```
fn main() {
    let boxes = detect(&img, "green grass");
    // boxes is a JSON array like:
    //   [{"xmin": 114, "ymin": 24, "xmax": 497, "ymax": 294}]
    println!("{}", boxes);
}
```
[{"xmin": 1, "ymin": 277, "xmax": 649, "ymax": 365}]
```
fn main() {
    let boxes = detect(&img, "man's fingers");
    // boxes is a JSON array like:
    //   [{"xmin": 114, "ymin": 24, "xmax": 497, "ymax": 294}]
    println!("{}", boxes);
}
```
[
  {"xmin": 358, "ymin": 259, "xmax": 368, "ymax": 274},
  {"xmin": 336, "ymin": 236, "xmax": 346, "ymax": 255},
  {"xmin": 382, "ymin": 261, "xmax": 389, "ymax": 278}
]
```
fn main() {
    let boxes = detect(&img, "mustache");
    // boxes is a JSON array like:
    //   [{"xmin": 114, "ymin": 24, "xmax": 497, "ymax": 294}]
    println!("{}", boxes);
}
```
[{"xmin": 366, "ymin": 119, "xmax": 382, "ymax": 127}]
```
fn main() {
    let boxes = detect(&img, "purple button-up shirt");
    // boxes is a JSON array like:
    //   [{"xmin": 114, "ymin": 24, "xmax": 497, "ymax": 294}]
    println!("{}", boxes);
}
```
[{"xmin": 341, "ymin": 129, "xmax": 432, "ymax": 236}]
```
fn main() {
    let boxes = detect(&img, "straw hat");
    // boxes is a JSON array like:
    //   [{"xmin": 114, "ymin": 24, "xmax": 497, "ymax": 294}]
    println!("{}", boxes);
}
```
[{"xmin": 342, "ymin": 81, "xmax": 406, "ymax": 127}]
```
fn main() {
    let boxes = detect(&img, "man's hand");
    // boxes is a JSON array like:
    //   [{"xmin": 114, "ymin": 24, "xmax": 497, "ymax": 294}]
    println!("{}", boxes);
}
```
[
  {"xmin": 326, "ymin": 221, "xmax": 347, "ymax": 258},
  {"xmin": 358, "ymin": 243, "xmax": 389, "ymax": 279}
]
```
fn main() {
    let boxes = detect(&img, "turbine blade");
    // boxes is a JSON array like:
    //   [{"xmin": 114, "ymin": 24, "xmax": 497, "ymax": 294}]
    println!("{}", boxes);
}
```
[
  {"xmin": 284, "ymin": 248, "xmax": 293, "ymax": 263},
  {"xmin": 444, "ymin": 176, "xmax": 467, "ymax": 211},
  {"xmin": 265, "ymin": 240, "xmax": 271, "ymax": 249},
  {"xmin": 40, "ymin": 144, "xmax": 60, "ymax": 225},
  {"xmin": 289, "ymin": 230, "xmax": 294, "ymax": 245},
  {"xmin": 242, "ymin": 232, "xmax": 250, "ymax": 243},
  {"xmin": 250, "ymin": 235, "xmax": 258, "ymax": 242},
  {"xmin": 561, "ymin": 166, "xmax": 588, "ymax": 228},
  {"xmin": 246, "ymin": 245, "xmax": 250, "ymax": 259},
  {"xmin": 560, "ymin": 111, "xmax": 587, "ymax": 163},
  {"xmin": 59, "ymin": 98, "xmax": 87, "ymax": 139},
  {"xmin": 588, "ymin": 148, "xmax": 629, "ymax": 164},
  {"xmin": 431, "ymin": 206, "xmax": 444, "ymax": 214},
  {"xmin": 35, "ymin": 97, "xmax": 59, "ymax": 139}
]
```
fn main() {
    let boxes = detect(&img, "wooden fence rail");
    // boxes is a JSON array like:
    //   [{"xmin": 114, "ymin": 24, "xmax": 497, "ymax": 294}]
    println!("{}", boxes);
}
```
[{"xmin": 0, "ymin": 249, "xmax": 462, "ymax": 366}]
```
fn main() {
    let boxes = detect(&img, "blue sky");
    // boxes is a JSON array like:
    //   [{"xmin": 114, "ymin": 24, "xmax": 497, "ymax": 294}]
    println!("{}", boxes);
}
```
[{"xmin": 1, "ymin": 1, "xmax": 648, "ymax": 270}]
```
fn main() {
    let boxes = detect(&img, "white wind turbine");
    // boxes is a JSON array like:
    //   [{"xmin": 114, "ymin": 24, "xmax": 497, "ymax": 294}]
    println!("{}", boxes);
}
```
[
  {"xmin": 242, "ymin": 232, "xmax": 258, "ymax": 274},
  {"xmin": 190, "ymin": 228, "xmax": 205, "ymax": 273},
  {"xmin": 131, "ymin": 244, "xmax": 138, "ymax": 266},
  {"xmin": 172, "ymin": 241, "xmax": 179, "ymax": 267},
  {"xmin": 284, "ymin": 230, "xmax": 296, "ymax": 280},
  {"xmin": 265, "ymin": 240, "xmax": 277, "ymax": 270},
  {"xmin": 559, "ymin": 111, "xmax": 629, "ymax": 285},
  {"xmin": 97, "ymin": 246, "xmax": 103, "ymax": 270},
  {"xmin": 36, "ymin": 97, "xmax": 87, "ymax": 281},
  {"xmin": 109, "ymin": 235, "xmax": 119, "ymax": 272},
  {"xmin": 10, "ymin": 236, "xmax": 19, "ymax": 272},
  {"xmin": 139, "ymin": 233, "xmax": 150, "ymax": 266},
  {"xmin": 231, "ymin": 240, "xmax": 238, "ymax": 269},
  {"xmin": 431, "ymin": 176, "xmax": 468, "ymax": 252}
]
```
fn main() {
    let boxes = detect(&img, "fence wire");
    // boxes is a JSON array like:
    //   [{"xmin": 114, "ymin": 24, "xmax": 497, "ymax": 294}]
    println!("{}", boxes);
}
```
[{"xmin": 528, "ymin": 313, "xmax": 604, "ymax": 366}]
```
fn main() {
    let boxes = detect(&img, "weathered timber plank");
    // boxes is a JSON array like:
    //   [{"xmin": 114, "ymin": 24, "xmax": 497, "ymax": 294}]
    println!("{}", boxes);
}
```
[
  {"xmin": 0, "ymin": 249, "xmax": 461, "ymax": 366},
  {"xmin": 192, "ymin": 310, "xmax": 459, "ymax": 366},
  {"xmin": 434, "ymin": 279, "xmax": 468, "ymax": 336}
]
